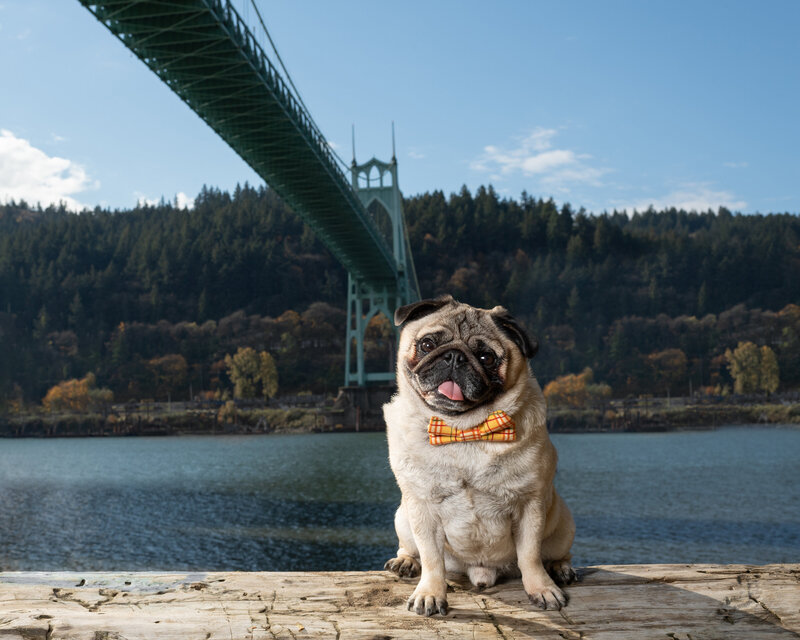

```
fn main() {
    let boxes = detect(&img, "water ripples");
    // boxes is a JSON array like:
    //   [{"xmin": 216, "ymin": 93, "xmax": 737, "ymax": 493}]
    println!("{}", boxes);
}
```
[{"xmin": 0, "ymin": 427, "xmax": 797, "ymax": 570}]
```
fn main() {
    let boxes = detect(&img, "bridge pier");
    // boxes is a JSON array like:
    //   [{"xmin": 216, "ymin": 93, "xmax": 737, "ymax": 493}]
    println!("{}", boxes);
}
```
[
  {"xmin": 344, "ymin": 277, "xmax": 398, "ymax": 387},
  {"xmin": 323, "ymin": 385, "xmax": 395, "ymax": 431}
]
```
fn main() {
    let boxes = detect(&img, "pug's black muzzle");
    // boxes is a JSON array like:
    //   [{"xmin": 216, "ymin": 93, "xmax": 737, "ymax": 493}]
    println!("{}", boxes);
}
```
[{"xmin": 412, "ymin": 345, "xmax": 491, "ymax": 411}]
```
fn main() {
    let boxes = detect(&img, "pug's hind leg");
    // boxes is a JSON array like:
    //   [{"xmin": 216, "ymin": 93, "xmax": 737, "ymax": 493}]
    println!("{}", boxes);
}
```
[
  {"xmin": 516, "ymin": 498, "xmax": 568, "ymax": 610},
  {"xmin": 546, "ymin": 558, "xmax": 576, "ymax": 586},
  {"xmin": 384, "ymin": 502, "xmax": 421, "ymax": 578},
  {"xmin": 541, "ymin": 494, "xmax": 576, "ymax": 587}
]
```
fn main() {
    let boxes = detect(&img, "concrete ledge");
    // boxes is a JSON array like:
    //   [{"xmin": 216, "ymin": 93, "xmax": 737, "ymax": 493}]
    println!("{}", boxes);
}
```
[{"xmin": 1, "ymin": 564, "xmax": 798, "ymax": 639}]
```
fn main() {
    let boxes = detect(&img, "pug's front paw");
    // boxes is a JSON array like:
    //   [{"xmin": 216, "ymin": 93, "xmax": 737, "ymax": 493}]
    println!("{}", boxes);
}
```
[
  {"xmin": 526, "ymin": 583, "xmax": 567, "ymax": 610},
  {"xmin": 406, "ymin": 583, "xmax": 448, "ymax": 616}
]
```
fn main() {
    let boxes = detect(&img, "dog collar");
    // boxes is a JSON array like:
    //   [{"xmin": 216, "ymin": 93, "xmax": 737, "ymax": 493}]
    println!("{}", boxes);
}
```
[{"xmin": 427, "ymin": 410, "xmax": 516, "ymax": 445}]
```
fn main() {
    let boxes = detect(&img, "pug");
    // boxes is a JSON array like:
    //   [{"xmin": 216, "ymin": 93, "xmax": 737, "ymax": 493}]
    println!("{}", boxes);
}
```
[{"xmin": 383, "ymin": 295, "xmax": 575, "ymax": 616}]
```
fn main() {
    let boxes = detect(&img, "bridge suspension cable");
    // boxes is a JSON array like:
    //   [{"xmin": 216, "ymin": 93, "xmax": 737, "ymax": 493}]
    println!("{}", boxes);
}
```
[{"xmin": 243, "ymin": 1, "xmax": 352, "ymax": 176}]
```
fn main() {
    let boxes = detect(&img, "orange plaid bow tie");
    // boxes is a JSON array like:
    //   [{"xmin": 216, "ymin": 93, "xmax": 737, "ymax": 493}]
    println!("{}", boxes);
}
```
[{"xmin": 428, "ymin": 410, "xmax": 516, "ymax": 445}]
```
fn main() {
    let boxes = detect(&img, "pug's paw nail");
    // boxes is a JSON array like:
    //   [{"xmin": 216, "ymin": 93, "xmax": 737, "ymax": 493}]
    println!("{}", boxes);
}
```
[
  {"xmin": 407, "ymin": 590, "xmax": 448, "ymax": 616},
  {"xmin": 527, "ymin": 584, "xmax": 566, "ymax": 610},
  {"xmin": 528, "ymin": 592, "xmax": 545, "ymax": 609}
]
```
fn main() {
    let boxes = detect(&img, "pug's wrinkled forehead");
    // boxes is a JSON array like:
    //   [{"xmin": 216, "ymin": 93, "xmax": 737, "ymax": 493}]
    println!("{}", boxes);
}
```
[
  {"xmin": 395, "ymin": 295, "xmax": 538, "ymax": 360},
  {"xmin": 410, "ymin": 306, "xmax": 506, "ymax": 354}
]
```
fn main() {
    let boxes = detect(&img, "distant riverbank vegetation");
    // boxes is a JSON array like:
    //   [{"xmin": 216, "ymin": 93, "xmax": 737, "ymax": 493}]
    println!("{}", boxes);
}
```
[{"xmin": 1, "ymin": 184, "xmax": 799, "ymax": 417}]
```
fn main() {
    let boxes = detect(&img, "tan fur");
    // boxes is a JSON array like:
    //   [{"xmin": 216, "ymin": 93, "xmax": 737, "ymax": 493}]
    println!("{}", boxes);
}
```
[{"xmin": 384, "ymin": 300, "xmax": 575, "ymax": 616}]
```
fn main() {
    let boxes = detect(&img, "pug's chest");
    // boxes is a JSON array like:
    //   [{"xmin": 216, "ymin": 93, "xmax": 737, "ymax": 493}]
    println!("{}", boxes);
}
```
[
  {"xmin": 401, "ymin": 444, "xmax": 534, "ymax": 507},
  {"xmin": 427, "ymin": 459, "xmax": 527, "ymax": 511},
  {"xmin": 425, "ymin": 470, "xmax": 526, "ymax": 559}
]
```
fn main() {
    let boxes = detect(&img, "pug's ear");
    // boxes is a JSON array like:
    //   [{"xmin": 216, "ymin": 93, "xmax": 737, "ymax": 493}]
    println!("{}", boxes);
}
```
[
  {"xmin": 491, "ymin": 308, "xmax": 539, "ymax": 358},
  {"xmin": 394, "ymin": 295, "xmax": 454, "ymax": 327}
]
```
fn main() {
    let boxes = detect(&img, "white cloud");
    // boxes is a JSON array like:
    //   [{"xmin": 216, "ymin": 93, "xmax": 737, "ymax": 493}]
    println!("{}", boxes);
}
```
[
  {"xmin": 617, "ymin": 183, "xmax": 746, "ymax": 213},
  {"xmin": 134, "ymin": 192, "xmax": 158, "ymax": 207},
  {"xmin": 723, "ymin": 161, "xmax": 748, "ymax": 169},
  {"xmin": 471, "ymin": 127, "xmax": 606, "ymax": 189},
  {"xmin": 175, "ymin": 191, "xmax": 195, "ymax": 209},
  {"xmin": 135, "ymin": 191, "xmax": 195, "ymax": 209},
  {"xmin": 0, "ymin": 129, "xmax": 95, "ymax": 210},
  {"xmin": 408, "ymin": 149, "xmax": 425, "ymax": 160},
  {"xmin": 520, "ymin": 149, "xmax": 575, "ymax": 174},
  {"xmin": 541, "ymin": 166, "xmax": 605, "ymax": 186}
]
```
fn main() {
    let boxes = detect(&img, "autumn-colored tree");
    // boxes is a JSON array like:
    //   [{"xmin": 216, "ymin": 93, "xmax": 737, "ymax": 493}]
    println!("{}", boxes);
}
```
[
  {"xmin": 42, "ymin": 373, "xmax": 113, "ymax": 413},
  {"xmin": 544, "ymin": 368, "xmax": 613, "ymax": 408},
  {"xmin": 544, "ymin": 368, "xmax": 592, "ymax": 408},
  {"xmin": 259, "ymin": 351, "xmax": 279, "ymax": 399},
  {"xmin": 218, "ymin": 399, "xmax": 238, "ymax": 424},
  {"xmin": 646, "ymin": 348, "xmax": 688, "ymax": 396},
  {"xmin": 224, "ymin": 347, "xmax": 279, "ymax": 399},
  {"xmin": 725, "ymin": 341, "xmax": 762, "ymax": 394},
  {"xmin": 225, "ymin": 347, "xmax": 260, "ymax": 398},
  {"xmin": 146, "ymin": 353, "xmax": 188, "ymax": 399},
  {"xmin": 759, "ymin": 345, "xmax": 780, "ymax": 396},
  {"xmin": 725, "ymin": 341, "xmax": 780, "ymax": 395}
]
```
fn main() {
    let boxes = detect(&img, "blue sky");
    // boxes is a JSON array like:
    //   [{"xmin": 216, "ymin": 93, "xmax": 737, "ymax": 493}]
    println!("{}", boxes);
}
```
[{"xmin": 0, "ymin": 0, "xmax": 798, "ymax": 213}]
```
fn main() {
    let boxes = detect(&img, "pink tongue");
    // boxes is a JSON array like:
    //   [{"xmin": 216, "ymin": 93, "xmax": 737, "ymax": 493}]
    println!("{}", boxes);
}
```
[{"xmin": 438, "ymin": 380, "xmax": 464, "ymax": 401}]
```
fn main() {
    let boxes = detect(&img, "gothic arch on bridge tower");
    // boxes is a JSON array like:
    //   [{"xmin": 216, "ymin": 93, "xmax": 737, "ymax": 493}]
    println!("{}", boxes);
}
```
[
  {"xmin": 366, "ymin": 199, "xmax": 393, "ymax": 257},
  {"xmin": 349, "ymin": 156, "xmax": 409, "ymax": 290},
  {"xmin": 356, "ymin": 158, "xmax": 394, "ymax": 189},
  {"xmin": 352, "ymin": 158, "xmax": 400, "ymax": 238}
]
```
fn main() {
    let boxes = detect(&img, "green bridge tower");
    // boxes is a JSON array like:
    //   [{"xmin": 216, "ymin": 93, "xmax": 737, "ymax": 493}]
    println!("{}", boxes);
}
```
[{"xmin": 345, "ymin": 139, "xmax": 419, "ymax": 386}]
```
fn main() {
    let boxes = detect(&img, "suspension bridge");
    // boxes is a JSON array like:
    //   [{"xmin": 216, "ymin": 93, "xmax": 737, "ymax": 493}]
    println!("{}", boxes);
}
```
[{"xmin": 78, "ymin": 0, "xmax": 420, "ymax": 387}]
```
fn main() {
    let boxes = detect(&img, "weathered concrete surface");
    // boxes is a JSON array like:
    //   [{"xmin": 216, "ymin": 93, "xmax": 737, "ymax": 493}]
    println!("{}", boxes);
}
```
[{"xmin": 0, "ymin": 564, "xmax": 797, "ymax": 639}]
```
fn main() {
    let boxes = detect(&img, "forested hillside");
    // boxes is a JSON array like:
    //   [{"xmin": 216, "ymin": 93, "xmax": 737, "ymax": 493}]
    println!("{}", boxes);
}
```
[{"xmin": 1, "ymin": 183, "xmax": 799, "ymax": 407}]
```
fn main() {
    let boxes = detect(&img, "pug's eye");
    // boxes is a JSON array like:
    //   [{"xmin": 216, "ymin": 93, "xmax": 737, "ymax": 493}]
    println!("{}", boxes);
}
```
[
  {"xmin": 419, "ymin": 337, "xmax": 436, "ymax": 354},
  {"xmin": 479, "ymin": 351, "xmax": 496, "ymax": 367}
]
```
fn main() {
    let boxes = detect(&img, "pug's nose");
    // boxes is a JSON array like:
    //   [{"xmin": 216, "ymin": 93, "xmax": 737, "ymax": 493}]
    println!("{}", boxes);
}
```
[{"xmin": 443, "ymin": 350, "xmax": 467, "ymax": 368}]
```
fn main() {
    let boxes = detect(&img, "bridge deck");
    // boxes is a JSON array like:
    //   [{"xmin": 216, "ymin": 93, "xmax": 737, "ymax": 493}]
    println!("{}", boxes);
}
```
[
  {"xmin": 79, "ymin": 0, "xmax": 398, "ymax": 289},
  {"xmin": 2, "ymin": 564, "xmax": 798, "ymax": 638}
]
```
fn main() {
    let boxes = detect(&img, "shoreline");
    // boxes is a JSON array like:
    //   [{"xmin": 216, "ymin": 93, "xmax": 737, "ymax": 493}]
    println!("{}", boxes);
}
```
[{"xmin": 1, "ymin": 401, "xmax": 799, "ymax": 438}]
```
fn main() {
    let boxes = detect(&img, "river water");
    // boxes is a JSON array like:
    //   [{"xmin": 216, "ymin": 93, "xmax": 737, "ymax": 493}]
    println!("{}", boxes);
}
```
[{"xmin": 0, "ymin": 426, "xmax": 797, "ymax": 571}]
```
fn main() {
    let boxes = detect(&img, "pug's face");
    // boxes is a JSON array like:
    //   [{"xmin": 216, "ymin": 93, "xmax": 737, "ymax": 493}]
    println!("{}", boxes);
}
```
[{"xmin": 395, "ymin": 296, "xmax": 538, "ymax": 415}]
